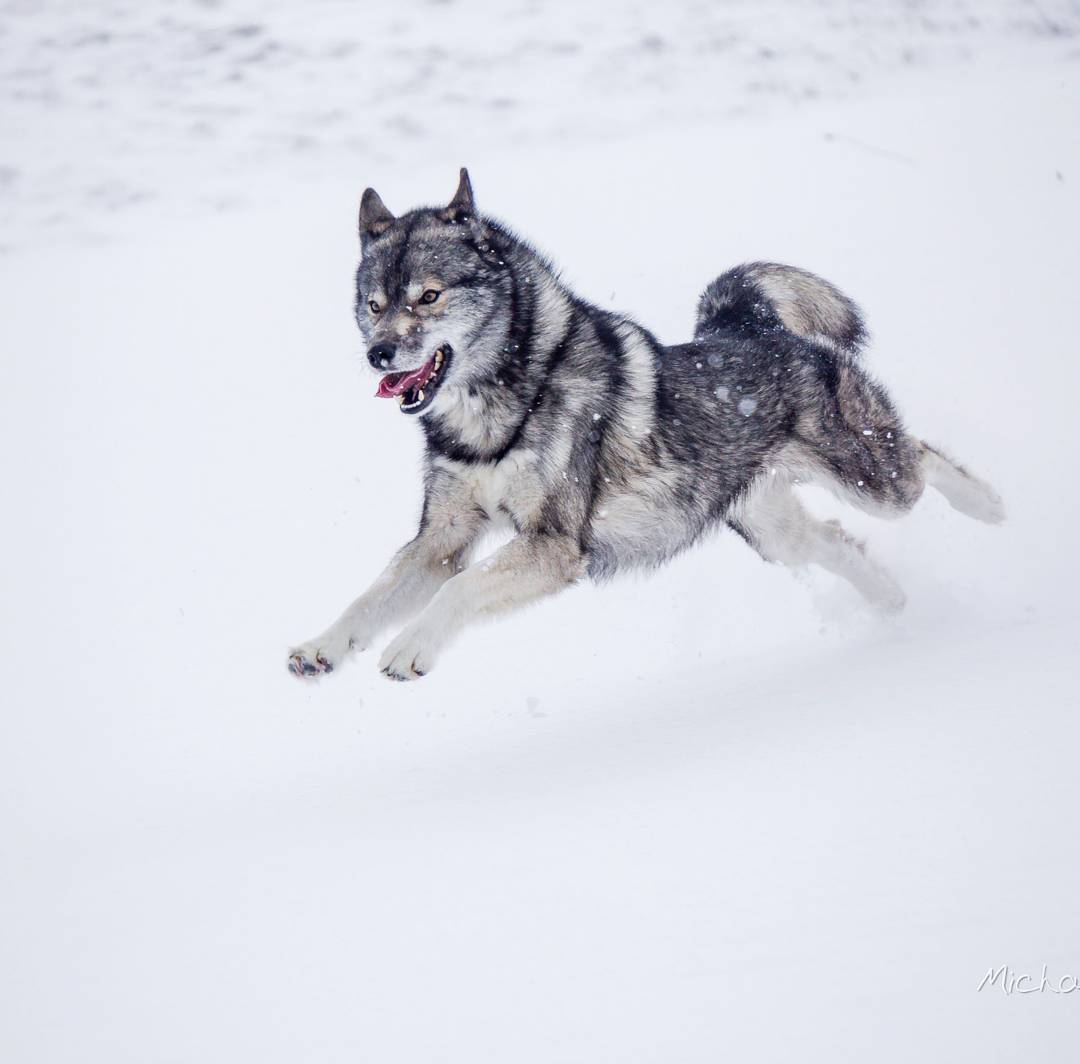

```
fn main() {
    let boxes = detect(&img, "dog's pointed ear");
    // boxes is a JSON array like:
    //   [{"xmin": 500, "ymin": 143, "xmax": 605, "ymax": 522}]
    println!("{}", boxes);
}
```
[
  {"xmin": 359, "ymin": 187, "xmax": 395, "ymax": 244},
  {"xmin": 444, "ymin": 167, "xmax": 476, "ymax": 222},
  {"xmin": 440, "ymin": 167, "xmax": 490, "ymax": 251}
]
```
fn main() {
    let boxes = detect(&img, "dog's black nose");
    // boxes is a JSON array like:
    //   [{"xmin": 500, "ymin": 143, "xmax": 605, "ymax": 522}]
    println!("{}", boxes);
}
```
[{"xmin": 367, "ymin": 342, "xmax": 397, "ymax": 370}]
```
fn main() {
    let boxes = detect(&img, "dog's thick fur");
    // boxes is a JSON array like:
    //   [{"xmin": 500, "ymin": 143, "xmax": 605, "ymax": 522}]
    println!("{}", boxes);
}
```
[{"xmin": 289, "ymin": 170, "xmax": 1004, "ymax": 682}]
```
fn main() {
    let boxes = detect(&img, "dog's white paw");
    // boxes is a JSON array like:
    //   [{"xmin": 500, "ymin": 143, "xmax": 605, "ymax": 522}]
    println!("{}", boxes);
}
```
[
  {"xmin": 870, "ymin": 578, "xmax": 907, "ymax": 615},
  {"xmin": 287, "ymin": 630, "xmax": 355, "ymax": 679},
  {"xmin": 968, "ymin": 484, "xmax": 1006, "ymax": 526},
  {"xmin": 378, "ymin": 626, "xmax": 440, "ymax": 682},
  {"xmin": 857, "ymin": 562, "xmax": 907, "ymax": 615}
]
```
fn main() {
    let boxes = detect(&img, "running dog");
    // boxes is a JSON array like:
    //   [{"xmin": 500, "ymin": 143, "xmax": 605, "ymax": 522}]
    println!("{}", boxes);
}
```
[{"xmin": 288, "ymin": 169, "xmax": 1003, "ymax": 681}]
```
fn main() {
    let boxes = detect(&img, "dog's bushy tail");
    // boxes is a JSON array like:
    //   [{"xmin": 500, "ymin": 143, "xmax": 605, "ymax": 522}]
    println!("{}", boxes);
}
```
[{"xmin": 694, "ymin": 262, "xmax": 867, "ymax": 356}]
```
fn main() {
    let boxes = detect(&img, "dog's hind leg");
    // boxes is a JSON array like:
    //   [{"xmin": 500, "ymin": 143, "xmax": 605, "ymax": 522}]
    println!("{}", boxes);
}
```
[
  {"xmin": 730, "ymin": 479, "xmax": 906, "ymax": 613},
  {"xmin": 920, "ymin": 442, "xmax": 1005, "ymax": 524},
  {"xmin": 794, "ymin": 358, "xmax": 1004, "ymax": 525}
]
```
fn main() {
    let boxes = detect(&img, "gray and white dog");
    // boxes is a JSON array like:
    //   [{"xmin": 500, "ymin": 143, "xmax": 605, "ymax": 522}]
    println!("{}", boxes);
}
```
[{"xmin": 288, "ymin": 169, "xmax": 1003, "ymax": 682}]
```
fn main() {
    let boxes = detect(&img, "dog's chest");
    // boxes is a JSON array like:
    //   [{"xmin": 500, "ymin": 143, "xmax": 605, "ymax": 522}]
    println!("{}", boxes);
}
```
[{"xmin": 440, "ymin": 451, "xmax": 545, "ymax": 526}]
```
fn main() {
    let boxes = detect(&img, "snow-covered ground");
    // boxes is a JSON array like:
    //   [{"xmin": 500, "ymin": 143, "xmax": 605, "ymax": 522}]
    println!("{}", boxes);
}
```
[{"xmin": 2, "ymin": 2, "xmax": 1079, "ymax": 1060}]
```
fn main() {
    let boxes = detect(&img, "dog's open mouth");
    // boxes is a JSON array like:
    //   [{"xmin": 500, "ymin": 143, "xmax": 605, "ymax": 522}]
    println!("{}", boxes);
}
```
[{"xmin": 375, "ymin": 345, "xmax": 452, "ymax": 414}]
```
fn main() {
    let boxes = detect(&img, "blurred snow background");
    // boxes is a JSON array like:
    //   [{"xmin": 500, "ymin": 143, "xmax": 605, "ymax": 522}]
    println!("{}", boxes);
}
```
[
  {"xmin": 2, "ymin": 2, "xmax": 1080, "ymax": 1061},
  {"xmin": 3, "ymin": 0, "xmax": 1079, "ymax": 248}
]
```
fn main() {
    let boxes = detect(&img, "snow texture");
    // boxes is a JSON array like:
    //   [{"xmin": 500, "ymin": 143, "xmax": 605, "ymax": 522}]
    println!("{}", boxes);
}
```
[{"xmin": 2, "ymin": 2, "xmax": 1080, "ymax": 1061}]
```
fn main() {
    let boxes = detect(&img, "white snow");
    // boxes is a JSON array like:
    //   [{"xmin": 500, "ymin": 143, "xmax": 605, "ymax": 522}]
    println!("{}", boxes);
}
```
[{"xmin": 2, "ymin": 2, "xmax": 1080, "ymax": 1061}]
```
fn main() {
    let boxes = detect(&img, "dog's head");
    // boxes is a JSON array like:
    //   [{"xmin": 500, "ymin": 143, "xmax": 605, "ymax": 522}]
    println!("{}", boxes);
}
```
[{"xmin": 354, "ymin": 169, "xmax": 510, "ymax": 417}]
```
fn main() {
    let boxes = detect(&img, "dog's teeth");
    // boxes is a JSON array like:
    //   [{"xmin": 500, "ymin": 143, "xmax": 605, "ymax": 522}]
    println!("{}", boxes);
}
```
[
  {"xmin": 418, "ymin": 389, "xmax": 425, "ymax": 402},
  {"xmin": 398, "ymin": 396, "xmax": 405, "ymax": 407}
]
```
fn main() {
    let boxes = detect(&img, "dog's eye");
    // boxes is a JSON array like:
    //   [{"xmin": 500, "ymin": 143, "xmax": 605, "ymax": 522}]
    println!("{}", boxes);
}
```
[
  {"xmin": 419, "ymin": 289, "xmax": 441, "ymax": 305},
  {"xmin": 368, "ymin": 300, "xmax": 381, "ymax": 314}
]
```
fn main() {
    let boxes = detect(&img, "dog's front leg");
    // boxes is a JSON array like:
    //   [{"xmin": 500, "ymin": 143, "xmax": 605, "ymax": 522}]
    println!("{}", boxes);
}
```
[
  {"xmin": 378, "ymin": 531, "xmax": 586, "ymax": 681},
  {"xmin": 287, "ymin": 538, "xmax": 457, "ymax": 677},
  {"xmin": 288, "ymin": 501, "xmax": 484, "ymax": 678}
]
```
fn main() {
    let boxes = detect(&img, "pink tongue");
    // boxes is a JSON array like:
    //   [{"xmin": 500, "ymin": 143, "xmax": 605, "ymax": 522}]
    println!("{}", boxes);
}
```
[{"xmin": 376, "ymin": 358, "xmax": 434, "ymax": 399}]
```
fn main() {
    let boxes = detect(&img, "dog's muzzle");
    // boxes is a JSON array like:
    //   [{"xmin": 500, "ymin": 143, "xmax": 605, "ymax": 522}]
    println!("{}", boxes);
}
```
[{"xmin": 374, "ymin": 344, "xmax": 453, "ymax": 415}]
